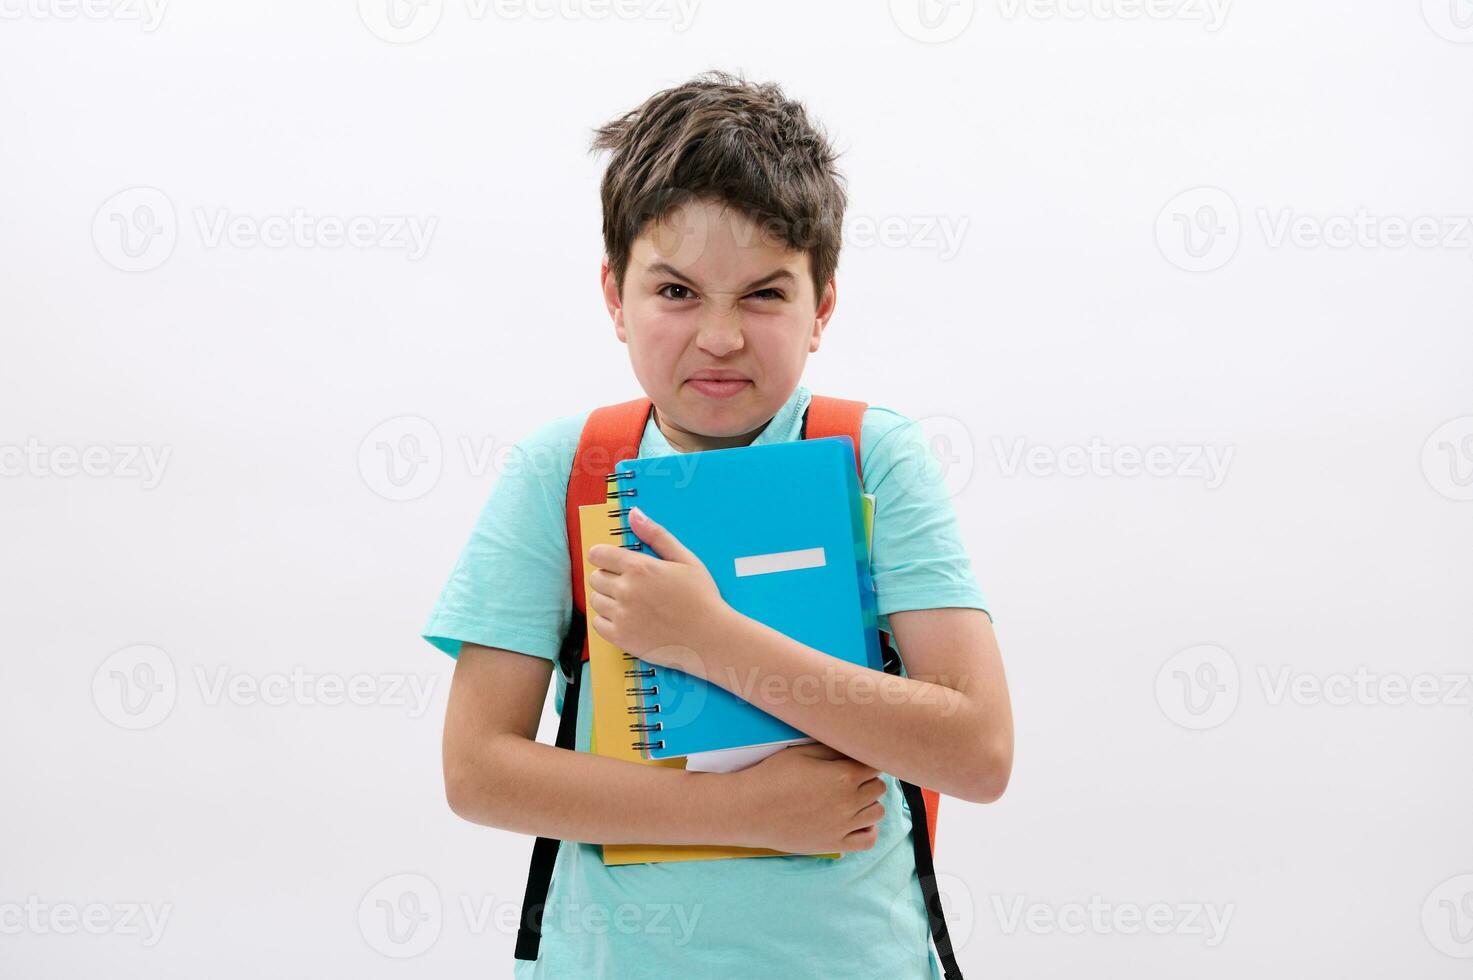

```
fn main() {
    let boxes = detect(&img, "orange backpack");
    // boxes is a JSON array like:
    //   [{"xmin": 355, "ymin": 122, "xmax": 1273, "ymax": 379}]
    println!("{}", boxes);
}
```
[{"xmin": 513, "ymin": 394, "xmax": 965, "ymax": 980}]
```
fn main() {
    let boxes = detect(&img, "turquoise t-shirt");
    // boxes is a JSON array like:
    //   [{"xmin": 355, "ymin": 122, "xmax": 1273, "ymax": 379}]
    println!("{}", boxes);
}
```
[{"xmin": 424, "ymin": 383, "xmax": 988, "ymax": 979}]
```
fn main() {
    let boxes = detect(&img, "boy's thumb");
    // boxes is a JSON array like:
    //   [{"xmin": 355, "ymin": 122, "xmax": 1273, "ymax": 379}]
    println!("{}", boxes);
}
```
[{"xmin": 630, "ymin": 507, "xmax": 696, "ymax": 563}]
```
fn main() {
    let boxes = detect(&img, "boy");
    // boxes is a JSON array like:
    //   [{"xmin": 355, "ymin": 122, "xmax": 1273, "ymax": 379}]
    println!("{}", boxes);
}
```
[{"xmin": 426, "ymin": 70, "xmax": 1013, "ymax": 979}]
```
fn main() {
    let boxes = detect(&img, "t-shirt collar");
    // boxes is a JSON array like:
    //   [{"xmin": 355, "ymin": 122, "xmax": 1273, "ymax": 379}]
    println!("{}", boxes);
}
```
[{"xmin": 640, "ymin": 384, "xmax": 811, "ymax": 457}]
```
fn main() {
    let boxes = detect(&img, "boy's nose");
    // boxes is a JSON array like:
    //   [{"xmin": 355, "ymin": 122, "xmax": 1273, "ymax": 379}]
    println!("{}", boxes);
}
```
[{"xmin": 695, "ymin": 308, "xmax": 745, "ymax": 356}]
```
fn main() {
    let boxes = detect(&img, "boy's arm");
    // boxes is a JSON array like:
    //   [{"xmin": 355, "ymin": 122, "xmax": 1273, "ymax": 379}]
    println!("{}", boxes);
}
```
[
  {"xmin": 689, "ymin": 605, "xmax": 1013, "ymax": 805},
  {"xmin": 441, "ymin": 643, "xmax": 887, "ymax": 853},
  {"xmin": 587, "ymin": 513, "xmax": 1012, "ymax": 805}
]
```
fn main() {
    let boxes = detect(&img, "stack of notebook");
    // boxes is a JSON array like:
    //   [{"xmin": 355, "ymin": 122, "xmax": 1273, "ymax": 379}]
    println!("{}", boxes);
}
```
[{"xmin": 577, "ymin": 435, "xmax": 879, "ymax": 865}]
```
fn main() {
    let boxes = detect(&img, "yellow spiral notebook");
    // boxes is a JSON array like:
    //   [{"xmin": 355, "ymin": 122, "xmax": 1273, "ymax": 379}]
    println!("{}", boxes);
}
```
[{"xmin": 578, "ymin": 493, "xmax": 874, "ymax": 866}]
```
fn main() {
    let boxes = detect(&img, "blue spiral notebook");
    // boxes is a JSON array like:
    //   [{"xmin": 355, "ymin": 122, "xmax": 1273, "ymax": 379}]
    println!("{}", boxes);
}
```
[{"xmin": 610, "ymin": 436, "xmax": 882, "ymax": 772}]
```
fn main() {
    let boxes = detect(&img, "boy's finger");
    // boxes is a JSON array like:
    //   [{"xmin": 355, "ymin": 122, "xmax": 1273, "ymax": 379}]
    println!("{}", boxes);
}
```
[
  {"xmin": 588, "ymin": 543, "xmax": 635, "ymax": 571},
  {"xmin": 629, "ymin": 508, "xmax": 699, "ymax": 565},
  {"xmin": 590, "ymin": 614, "xmax": 616, "ymax": 641},
  {"xmin": 587, "ymin": 589, "xmax": 617, "ymax": 617},
  {"xmin": 848, "ymin": 801, "xmax": 885, "ymax": 830}
]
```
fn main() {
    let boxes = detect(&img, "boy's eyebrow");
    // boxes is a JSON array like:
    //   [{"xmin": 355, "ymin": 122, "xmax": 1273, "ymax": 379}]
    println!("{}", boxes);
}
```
[{"xmin": 645, "ymin": 262, "xmax": 796, "ymax": 292}]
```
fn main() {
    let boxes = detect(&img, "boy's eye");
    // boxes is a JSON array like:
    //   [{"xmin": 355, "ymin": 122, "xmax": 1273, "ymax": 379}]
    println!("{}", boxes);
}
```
[{"xmin": 657, "ymin": 284, "xmax": 785, "ymax": 302}]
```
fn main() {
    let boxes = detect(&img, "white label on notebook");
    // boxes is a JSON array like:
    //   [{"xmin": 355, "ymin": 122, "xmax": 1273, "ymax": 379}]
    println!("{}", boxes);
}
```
[{"xmin": 733, "ymin": 546, "xmax": 827, "ymax": 578}]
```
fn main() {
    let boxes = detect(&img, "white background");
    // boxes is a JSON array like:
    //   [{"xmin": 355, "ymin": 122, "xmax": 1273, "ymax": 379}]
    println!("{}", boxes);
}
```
[{"xmin": 2, "ymin": 1, "xmax": 1471, "ymax": 977}]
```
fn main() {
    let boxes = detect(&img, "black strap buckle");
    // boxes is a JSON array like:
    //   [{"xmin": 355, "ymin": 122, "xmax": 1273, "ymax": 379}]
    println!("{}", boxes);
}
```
[
  {"xmin": 880, "ymin": 632, "xmax": 902, "ymax": 675},
  {"xmin": 556, "ymin": 610, "xmax": 587, "ymax": 685}
]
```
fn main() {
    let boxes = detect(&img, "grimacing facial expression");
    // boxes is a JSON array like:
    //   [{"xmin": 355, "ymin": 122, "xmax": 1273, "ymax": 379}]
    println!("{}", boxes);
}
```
[{"xmin": 601, "ymin": 197, "xmax": 837, "ymax": 453}]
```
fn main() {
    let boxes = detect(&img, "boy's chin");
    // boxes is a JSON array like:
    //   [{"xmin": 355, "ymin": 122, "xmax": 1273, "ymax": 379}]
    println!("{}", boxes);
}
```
[{"xmin": 666, "ymin": 391, "xmax": 770, "ymax": 438}]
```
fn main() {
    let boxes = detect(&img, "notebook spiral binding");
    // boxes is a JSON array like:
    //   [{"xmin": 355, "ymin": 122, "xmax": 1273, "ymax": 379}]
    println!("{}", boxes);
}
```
[
  {"xmin": 604, "ymin": 470, "xmax": 645, "ymax": 553},
  {"xmin": 605, "ymin": 469, "xmax": 664, "ymax": 751}
]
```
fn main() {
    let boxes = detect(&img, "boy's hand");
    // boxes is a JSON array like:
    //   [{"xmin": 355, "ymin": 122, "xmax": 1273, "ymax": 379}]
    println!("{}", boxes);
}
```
[
  {"xmin": 722, "ymin": 743, "xmax": 886, "ymax": 854},
  {"xmin": 587, "ymin": 507, "xmax": 731, "ymax": 667}
]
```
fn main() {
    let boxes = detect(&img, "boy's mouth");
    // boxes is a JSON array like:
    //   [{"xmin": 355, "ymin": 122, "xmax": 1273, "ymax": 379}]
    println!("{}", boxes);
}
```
[
  {"xmin": 687, "ymin": 379, "xmax": 751, "ymax": 398},
  {"xmin": 686, "ymin": 372, "xmax": 752, "ymax": 399}
]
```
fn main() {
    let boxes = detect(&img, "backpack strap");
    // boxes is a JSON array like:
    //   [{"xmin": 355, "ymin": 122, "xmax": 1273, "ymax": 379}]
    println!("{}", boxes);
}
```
[
  {"xmin": 565, "ymin": 397, "xmax": 654, "ymax": 665},
  {"xmin": 514, "ymin": 397, "xmax": 652, "ymax": 963},
  {"xmin": 804, "ymin": 395, "xmax": 964, "ymax": 980},
  {"xmin": 801, "ymin": 397, "xmax": 942, "ymax": 848}
]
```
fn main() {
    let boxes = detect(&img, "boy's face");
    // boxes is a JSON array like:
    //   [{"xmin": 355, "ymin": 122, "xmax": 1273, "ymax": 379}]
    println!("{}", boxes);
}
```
[{"xmin": 601, "ymin": 196, "xmax": 837, "ymax": 454}]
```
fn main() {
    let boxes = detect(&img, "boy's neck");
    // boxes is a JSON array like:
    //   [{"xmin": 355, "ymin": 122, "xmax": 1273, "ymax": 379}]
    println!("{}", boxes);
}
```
[{"xmin": 653, "ymin": 406, "xmax": 775, "ymax": 454}]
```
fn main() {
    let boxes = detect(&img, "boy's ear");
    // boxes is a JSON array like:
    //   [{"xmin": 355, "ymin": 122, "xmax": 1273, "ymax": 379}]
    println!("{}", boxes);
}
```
[
  {"xmin": 600, "ymin": 255, "xmax": 626, "ymax": 342},
  {"xmin": 810, "ymin": 275, "xmax": 836, "ymax": 353}
]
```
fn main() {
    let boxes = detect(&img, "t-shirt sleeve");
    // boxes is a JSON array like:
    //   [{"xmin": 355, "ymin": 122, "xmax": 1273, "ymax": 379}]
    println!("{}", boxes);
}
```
[
  {"xmin": 861, "ymin": 408, "xmax": 990, "ymax": 623},
  {"xmin": 421, "ymin": 415, "xmax": 583, "ymax": 662}
]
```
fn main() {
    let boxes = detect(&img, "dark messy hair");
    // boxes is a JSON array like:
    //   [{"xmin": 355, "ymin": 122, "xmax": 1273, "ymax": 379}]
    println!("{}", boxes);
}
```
[{"xmin": 589, "ymin": 69, "xmax": 847, "ymax": 304}]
